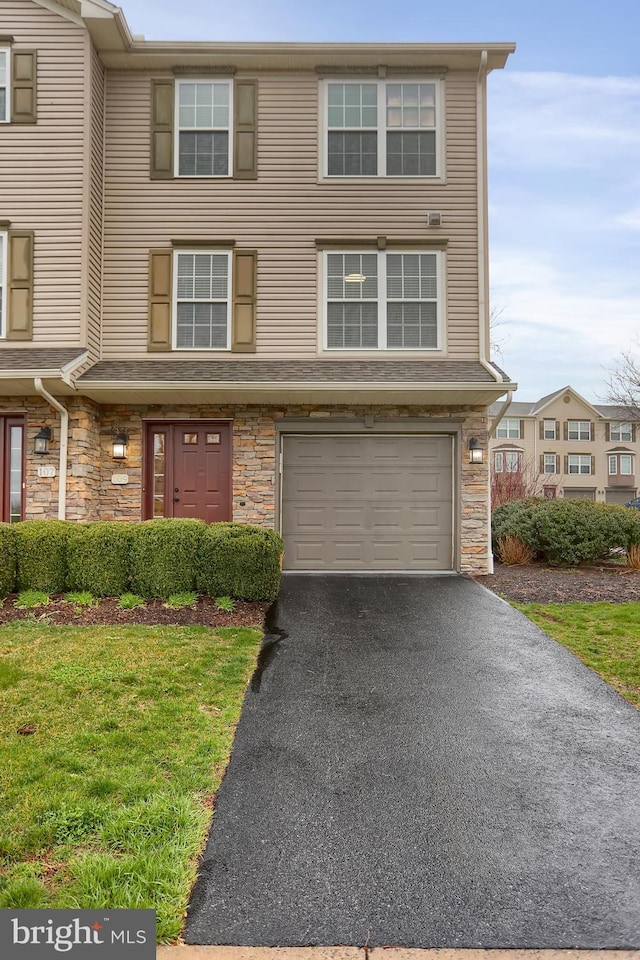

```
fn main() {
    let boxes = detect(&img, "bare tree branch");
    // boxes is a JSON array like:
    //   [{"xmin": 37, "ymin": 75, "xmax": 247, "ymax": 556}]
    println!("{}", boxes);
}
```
[
  {"xmin": 489, "ymin": 301, "xmax": 507, "ymax": 362},
  {"xmin": 604, "ymin": 350, "xmax": 640, "ymax": 420}
]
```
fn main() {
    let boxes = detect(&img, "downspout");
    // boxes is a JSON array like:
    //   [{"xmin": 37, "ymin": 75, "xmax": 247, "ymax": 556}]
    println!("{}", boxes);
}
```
[
  {"xmin": 487, "ymin": 390, "xmax": 514, "ymax": 439},
  {"xmin": 34, "ymin": 378, "xmax": 68, "ymax": 520}
]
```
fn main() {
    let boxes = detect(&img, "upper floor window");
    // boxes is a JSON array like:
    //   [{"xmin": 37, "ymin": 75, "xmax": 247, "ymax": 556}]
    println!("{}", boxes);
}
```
[
  {"xmin": 568, "ymin": 454, "xmax": 592, "ymax": 475},
  {"xmin": 609, "ymin": 454, "xmax": 633, "ymax": 476},
  {"xmin": 175, "ymin": 80, "xmax": 232, "ymax": 177},
  {"xmin": 543, "ymin": 453, "xmax": 558, "ymax": 474},
  {"xmin": 567, "ymin": 420, "xmax": 591, "ymax": 441},
  {"xmin": 323, "ymin": 249, "xmax": 441, "ymax": 351},
  {"xmin": 542, "ymin": 419, "xmax": 557, "ymax": 440},
  {"xmin": 324, "ymin": 79, "xmax": 440, "ymax": 178},
  {"xmin": 610, "ymin": 422, "xmax": 633, "ymax": 442},
  {"xmin": 496, "ymin": 418, "xmax": 521, "ymax": 440},
  {"xmin": 0, "ymin": 48, "xmax": 8, "ymax": 123},
  {"xmin": 173, "ymin": 250, "xmax": 231, "ymax": 349}
]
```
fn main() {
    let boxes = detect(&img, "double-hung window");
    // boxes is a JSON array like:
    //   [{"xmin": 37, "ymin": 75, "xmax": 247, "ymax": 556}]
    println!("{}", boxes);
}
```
[
  {"xmin": 176, "ymin": 80, "xmax": 232, "ymax": 177},
  {"xmin": 543, "ymin": 453, "xmax": 558, "ymax": 474},
  {"xmin": 542, "ymin": 419, "xmax": 557, "ymax": 440},
  {"xmin": 496, "ymin": 418, "xmax": 521, "ymax": 440},
  {"xmin": 568, "ymin": 454, "xmax": 592, "ymax": 475},
  {"xmin": 610, "ymin": 422, "xmax": 633, "ymax": 442},
  {"xmin": 567, "ymin": 420, "xmax": 591, "ymax": 441},
  {"xmin": 0, "ymin": 48, "xmax": 8, "ymax": 123},
  {"xmin": 324, "ymin": 249, "xmax": 441, "ymax": 350},
  {"xmin": 173, "ymin": 250, "xmax": 231, "ymax": 349},
  {"xmin": 495, "ymin": 451, "xmax": 521, "ymax": 473},
  {"xmin": 325, "ymin": 79, "xmax": 440, "ymax": 178}
]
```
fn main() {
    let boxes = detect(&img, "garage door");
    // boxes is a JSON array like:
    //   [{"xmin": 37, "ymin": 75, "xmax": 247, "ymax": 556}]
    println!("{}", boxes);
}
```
[
  {"xmin": 606, "ymin": 488, "xmax": 636, "ymax": 505},
  {"xmin": 563, "ymin": 488, "xmax": 596, "ymax": 500},
  {"xmin": 281, "ymin": 434, "xmax": 453, "ymax": 571}
]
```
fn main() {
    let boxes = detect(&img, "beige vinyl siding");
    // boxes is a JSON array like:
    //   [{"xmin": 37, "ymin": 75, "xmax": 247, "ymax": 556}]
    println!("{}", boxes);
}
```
[
  {"xmin": 0, "ymin": 1, "xmax": 86, "ymax": 346},
  {"xmin": 102, "ymin": 70, "xmax": 479, "ymax": 360},
  {"xmin": 87, "ymin": 41, "xmax": 105, "ymax": 358}
]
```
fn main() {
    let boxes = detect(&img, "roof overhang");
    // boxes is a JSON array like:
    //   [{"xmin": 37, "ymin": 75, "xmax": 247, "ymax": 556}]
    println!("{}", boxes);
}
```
[
  {"xmin": 0, "ymin": 349, "xmax": 89, "ymax": 396},
  {"xmin": 76, "ymin": 379, "xmax": 516, "ymax": 406}
]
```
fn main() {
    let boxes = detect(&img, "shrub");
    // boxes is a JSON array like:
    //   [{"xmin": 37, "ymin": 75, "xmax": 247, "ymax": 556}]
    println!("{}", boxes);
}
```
[
  {"xmin": 197, "ymin": 523, "xmax": 283, "ymax": 601},
  {"xmin": 492, "ymin": 497, "xmax": 640, "ymax": 566},
  {"xmin": 495, "ymin": 534, "xmax": 535, "ymax": 565},
  {"xmin": 0, "ymin": 524, "xmax": 16, "ymax": 596},
  {"xmin": 67, "ymin": 522, "xmax": 133, "ymax": 597},
  {"xmin": 14, "ymin": 520, "xmax": 73, "ymax": 593},
  {"xmin": 129, "ymin": 519, "xmax": 206, "ymax": 598}
]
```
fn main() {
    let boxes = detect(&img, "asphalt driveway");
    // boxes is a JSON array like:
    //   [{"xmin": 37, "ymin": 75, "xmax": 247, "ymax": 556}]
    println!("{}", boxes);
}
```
[{"xmin": 185, "ymin": 574, "xmax": 640, "ymax": 948}]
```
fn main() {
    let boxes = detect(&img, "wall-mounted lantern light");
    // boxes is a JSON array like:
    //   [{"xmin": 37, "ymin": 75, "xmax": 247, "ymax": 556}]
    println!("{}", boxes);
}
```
[
  {"xmin": 112, "ymin": 432, "xmax": 128, "ymax": 461},
  {"xmin": 469, "ymin": 437, "xmax": 483, "ymax": 464},
  {"xmin": 34, "ymin": 426, "xmax": 52, "ymax": 455}
]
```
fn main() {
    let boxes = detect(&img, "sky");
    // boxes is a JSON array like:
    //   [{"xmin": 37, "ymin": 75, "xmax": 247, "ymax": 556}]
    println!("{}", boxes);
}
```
[{"xmin": 118, "ymin": 0, "xmax": 640, "ymax": 405}]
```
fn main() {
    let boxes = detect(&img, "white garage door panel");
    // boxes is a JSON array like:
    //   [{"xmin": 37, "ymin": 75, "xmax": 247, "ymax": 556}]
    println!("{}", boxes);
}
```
[{"xmin": 282, "ymin": 434, "xmax": 453, "ymax": 571}]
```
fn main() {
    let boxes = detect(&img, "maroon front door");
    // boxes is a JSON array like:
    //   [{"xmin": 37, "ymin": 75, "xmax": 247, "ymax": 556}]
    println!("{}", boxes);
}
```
[
  {"xmin": 0, "ymin": 416, "xmax": 25, "ymax": 523},
  {"xmin": 144, "ymin": 421, "xmax": 232, "ymax": 523}
]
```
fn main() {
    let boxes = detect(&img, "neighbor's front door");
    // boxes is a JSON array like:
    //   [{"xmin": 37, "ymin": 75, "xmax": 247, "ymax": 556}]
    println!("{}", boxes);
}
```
[{"xmin": 144, "ymin": 421, "xmax": 232, "ymax": 523}]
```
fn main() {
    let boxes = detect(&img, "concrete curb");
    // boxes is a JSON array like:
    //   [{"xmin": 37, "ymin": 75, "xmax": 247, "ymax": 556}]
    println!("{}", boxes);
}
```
[{"xmin": 157, "ymin": 948, "xmax": 640, "ymax": 960}]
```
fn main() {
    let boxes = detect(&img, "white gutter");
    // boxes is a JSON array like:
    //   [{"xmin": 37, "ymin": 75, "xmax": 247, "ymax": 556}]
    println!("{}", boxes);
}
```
[
  {"xmin": 79, "ymin": 379, "xmax": 518, "ymax": 393},
  {"xmin": 34, "ymin": 378, "xmax": 69, "ymax": 520}
]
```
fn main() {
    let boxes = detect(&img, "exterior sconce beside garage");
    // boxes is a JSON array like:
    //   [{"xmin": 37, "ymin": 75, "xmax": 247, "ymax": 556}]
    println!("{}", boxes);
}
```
[
  {"xmin": 469, "ymin": 437, "xmax": 483, "ymax": 464},
  {"xmin": 34, "ymin": 426, "xmax": 52, "ymax": 455}
]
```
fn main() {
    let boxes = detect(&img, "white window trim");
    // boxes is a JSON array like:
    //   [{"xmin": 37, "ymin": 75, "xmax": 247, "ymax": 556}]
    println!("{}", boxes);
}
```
[
  {"xmin": 621, "ymin": 454, "xmax": 634, "ymax": 475},
  {"xmin": 171, "ymin": 248, "xmax": 232, "ymax": 351},
  {"xmin": 0, "ymin": 47, "xmax": 9, "ymax": 125},
  {"xmin": 568, "ymin": 454, "xmax": 592, "ymax": 475},
  {"xmin": 174, "ymin": 78, "xmax": 234, "ymax": 178},
  {"xmin": 320, "ymin": 77, "xmax": 444, "ymax": 181},
  {"xmin": 543, "ymin": 419, "xmax": 557, "ymax": 440},
  {"xmin": 320, "ymin": 248, "xmax": 444, "ymax": 353},
  {"xmin": 610, "ymin": 422, "xmax": 633, "ymax": 442},
  {"xmin": 567, "ymin": 420, "xmax": 591, "ymax": 441},
  {"xmin": 496, "ymin": 418, "xmax": 521, "ymax": 440},
  {"xmin": 543, "ymin": 453, "xmax": 557, "ymax": 474},
  {"xmin": 0, "ymin": 230, "xmax": 7, "ymax": 338}
]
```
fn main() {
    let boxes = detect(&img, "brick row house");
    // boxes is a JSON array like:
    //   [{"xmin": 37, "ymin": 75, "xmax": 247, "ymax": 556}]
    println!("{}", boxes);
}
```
[
  {"xmin": 489, "ymin": 386, "xmax": 639, "ymax": 504},
  {"xmin": 0, "ymin": 0, "xmax": 515, "ymax": 574}
]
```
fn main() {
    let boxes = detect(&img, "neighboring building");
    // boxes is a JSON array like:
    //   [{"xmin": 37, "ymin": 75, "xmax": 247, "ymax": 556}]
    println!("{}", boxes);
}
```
[
  {"xmin": 489, "ymin": 386, "xmax": 638, "ymax": 505},
  {"xmin": 0, "ymin": 0, "xmax": 515, "ymax": 574}
]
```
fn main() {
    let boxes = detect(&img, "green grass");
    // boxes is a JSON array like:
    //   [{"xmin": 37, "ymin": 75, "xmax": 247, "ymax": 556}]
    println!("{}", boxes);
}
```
[
  {"xmin": 515, "ymin": 602, "xmax": 640, "ymax": 708},
  {"xmin": 0, "ymin": 623, "xmax": 262, "ymax": 940},
  {"xmin": 215, "ymin": 596, "xmax": 235, "ymax": 612}
]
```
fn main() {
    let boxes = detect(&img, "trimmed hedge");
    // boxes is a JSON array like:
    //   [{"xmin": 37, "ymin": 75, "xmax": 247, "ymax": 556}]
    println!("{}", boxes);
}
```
[
  {"xmin": 14, "ymin": 520, "xmax": 73, "ymax": 593},
  {"xmin": 67, "ymin": 522, "xmax": 134, "ymax": 597},
  {"xmin": 3, "ymin": 518, "xmax": 283, "ymax": 600},
  {"xmin": 0, "ymin": 523, "xmax": 16, "ymax": 596},
  {"xmin": 129, "ymin": 518, "xmax": 207, "ymax": 598},
  {"xmin": 492, "ymin": 497, "xmax": 640, "ymax": 566},
  {"xmin": 197, "ymin": 523, "xmax": 283, "ymax": 601}
]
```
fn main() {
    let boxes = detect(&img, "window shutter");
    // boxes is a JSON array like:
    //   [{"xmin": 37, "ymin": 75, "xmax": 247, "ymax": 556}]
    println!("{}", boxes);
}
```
[
  {"xmin": 11, "ymin": 50, "xmax": 36, "ymax": 124},
  {"xmin": 563, "ymin": 421, "xmax": 568, "ymax": 441},
  {"xmin": 591, "ymin": 455, "xmax": 595, "ymax": 475},
  {"xmin": 539, "ymin": 454, "xmax": 544, "ymax": 474},
  {"xmin": 233, "ymin": 80, "xmax": 257, "ymax": 180},
  {"xmin": 555, "ymin": 420, "xmax": 560, "ymax": 439},
  {"xmin": 231, "ymin": 249, "xmax": 257, "ymax": 352},
  {"xmin": 605, "ymin": 423, "xmax": 610, "ymax": 442},
  {"xmin": 563, "ymin": 455, "xmax": 568, "ymax": 474},
  {"xmin": 150, "ymin": 80, "xmax": 174, "ymax": 179},
  {"xmin": 6, "ymin": 230, "xmax": 34, "ymax": 340},
  {"xmin": 519, "ymin": 419, "xmax": 525, "ymax": 439},
  {"xmin": 147, "ymin": 250, "xmax": 172, "ymax": 351},
  {"xmin": 539, "ymin": 420, "xmax": 544, "ymax": 440},
  {"xmin": 589, "ymin": 421, "xmax": 594, "ymax": 441},
  {"xmin": 633, "ymin": 424, "xmax": 637, "ymax": 443}
]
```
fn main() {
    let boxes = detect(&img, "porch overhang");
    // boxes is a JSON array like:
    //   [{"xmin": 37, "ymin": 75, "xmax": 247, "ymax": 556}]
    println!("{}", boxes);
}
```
[
  {"xmin": 0, "ymin": 350, "xmax": 89, "ymax": 397},
  {"xmin": 76, "ymin": 359, "xmax": 515, "ymax": 407}
]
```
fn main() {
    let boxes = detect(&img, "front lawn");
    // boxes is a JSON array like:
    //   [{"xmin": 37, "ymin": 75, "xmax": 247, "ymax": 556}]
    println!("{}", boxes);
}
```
[
  {"xmin": 515, "ymin": 602, "xmax": 640, "ymax": 708},
  {"xmin": 0, "ymin": 623, "xmax": 262, "ymax": 941}
]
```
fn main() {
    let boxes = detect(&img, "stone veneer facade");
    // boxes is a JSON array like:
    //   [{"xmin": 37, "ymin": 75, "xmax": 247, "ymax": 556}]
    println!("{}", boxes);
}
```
[{"xmin": 0, "ymin": 397, "xmax": 490, "ymax": 574}]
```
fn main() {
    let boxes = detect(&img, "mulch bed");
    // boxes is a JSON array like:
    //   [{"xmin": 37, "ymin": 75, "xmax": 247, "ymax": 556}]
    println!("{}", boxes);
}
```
[
  {"xmin": 474, "ymin": 562, "xmax": 640, "ymax": 604},
  {"xmin": 0, "ymin": 595, "xmax": 271, "ymax": 628}
]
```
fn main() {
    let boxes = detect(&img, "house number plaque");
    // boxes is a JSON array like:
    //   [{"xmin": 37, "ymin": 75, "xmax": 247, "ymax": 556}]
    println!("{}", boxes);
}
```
[
  {"xmin": 37, "ymin": 465, "xmax": 56, "ymax": 478},
  {"xmin": 111, "ymin": 474, "xmax": 129, "ymax": 485}
]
